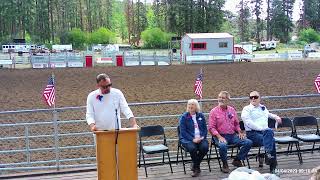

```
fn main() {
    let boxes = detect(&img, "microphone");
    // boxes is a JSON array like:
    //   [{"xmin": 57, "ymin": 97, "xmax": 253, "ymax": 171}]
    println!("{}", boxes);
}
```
[
  {"xmin": 115, "ymin": 106, "xmax": 120, "ymax": 144},
  {"xmin": 113, "ymin": 97, "xmax": 120, "ymax": 180},
  {"xmin": 112, "ymin": 96, "xmax": 120, "ymax": 131},
  {"xmin": 115, "ymin": 108, "xmax": 119, "ymax": 130}
]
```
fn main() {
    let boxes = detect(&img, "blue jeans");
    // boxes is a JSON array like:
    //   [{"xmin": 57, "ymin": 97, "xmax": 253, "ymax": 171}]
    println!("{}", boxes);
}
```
[
  {"xmin": 213, "ymin": 134, "xmax": 252, "ymax": 162},
  {"xmin": 246, "ymin": 128, "xmax": 277, "ymax": 160},
  {"xmin": 182, "ymin": 139, "xmax": 209, "ymax": 169}
]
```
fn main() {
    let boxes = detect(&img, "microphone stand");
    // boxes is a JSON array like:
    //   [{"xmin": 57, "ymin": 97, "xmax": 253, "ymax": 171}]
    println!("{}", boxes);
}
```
[{"xmin": 115, "ymin": 109, "xmax": 120, "ymax": 180}]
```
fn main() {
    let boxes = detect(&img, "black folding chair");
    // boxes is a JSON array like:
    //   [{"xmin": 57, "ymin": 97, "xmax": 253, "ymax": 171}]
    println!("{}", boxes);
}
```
[
  {"xmin": 138, "ymin": 125, "xmax": 173, "ymax": 177},
  {"xmin": 268, "ymin": 117, "xmax": 303, "ymax": 164},
  {"xmin": 176, "ymin": 126, "xmax": 211, "ymax": 174},
  {"xmin": 209, "ymin": 121, "xmax": 250, "ymax": 171},
  {"xmin": 293, "ymin": 116, "xmax": 320, "ymax": 154}
]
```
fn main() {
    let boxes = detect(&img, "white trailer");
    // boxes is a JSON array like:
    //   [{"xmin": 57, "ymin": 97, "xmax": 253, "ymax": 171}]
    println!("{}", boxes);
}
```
[
  {"xmin": 181, "ymin": 33, "xmax": 234, "ymax": 63},
  {"xmin": 260, "ymin": 41, "xmax": 277, "ymax": 50},
  {"xmin": 52, "ymin": 44, "xmax": 73, "ymax": 52},
  {"xmin": 2, "ymin": 44, "xmax": 30, "ymax": 53}
]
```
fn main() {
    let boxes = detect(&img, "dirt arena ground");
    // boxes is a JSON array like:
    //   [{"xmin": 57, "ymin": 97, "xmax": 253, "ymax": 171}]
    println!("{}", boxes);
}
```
[
  {"xmin": 0, "ymin": 60, "xmax": 320, "ymax": 111},
  {"xmin": 1, "ymin": 60, "xmax": 320, "ymax": 173}
]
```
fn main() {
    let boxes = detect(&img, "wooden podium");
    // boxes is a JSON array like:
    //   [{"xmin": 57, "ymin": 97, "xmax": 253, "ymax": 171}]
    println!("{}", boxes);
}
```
[{"xmin": 94, "ymin": 128, "xmax": 139, "ymax": 180}]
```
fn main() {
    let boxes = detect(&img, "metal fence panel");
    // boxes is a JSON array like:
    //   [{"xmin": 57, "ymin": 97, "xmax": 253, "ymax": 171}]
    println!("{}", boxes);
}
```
[{"xmin": 0, "ymin": 94, "xmax": 320, "ymax": 174}]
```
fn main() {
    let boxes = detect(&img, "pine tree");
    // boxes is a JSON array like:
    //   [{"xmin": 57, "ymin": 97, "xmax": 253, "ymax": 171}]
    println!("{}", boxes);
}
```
[
  {"xmin": 251, "ymin": 0, "xmax": 263, "ymax": 43},
  {"xmin": 270, "ymin": 0, "xmax": 295, "ymax": 43},
  {"xmin": 237, "ymin": 0, "xmax": 251, "ymax": 42}
]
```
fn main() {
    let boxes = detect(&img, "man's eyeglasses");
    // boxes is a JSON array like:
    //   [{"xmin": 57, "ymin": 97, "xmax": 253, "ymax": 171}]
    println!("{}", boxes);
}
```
[
  {"xmin": 249, "ymin": 95, "xmax": 259, "ymax": 100},
  {"xmin": 101, "ymin": 83, "xmax": 112, "ymax": 89}
]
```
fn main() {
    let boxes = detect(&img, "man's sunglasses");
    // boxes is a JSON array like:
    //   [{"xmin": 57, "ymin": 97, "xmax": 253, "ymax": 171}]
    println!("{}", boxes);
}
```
[
  {"xmin": 101, "ymin": 83, "xmax": 112, "ymax": 89},
  {"xmin": 249, "ymin": 96, "xmax": 259, "ymax": 100}
]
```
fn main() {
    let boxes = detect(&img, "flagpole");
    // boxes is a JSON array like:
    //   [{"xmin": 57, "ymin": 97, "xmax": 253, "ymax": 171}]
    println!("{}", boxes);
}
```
[
  {"xmin": 199, "ymin": 68, "xmax": 203, "ymax": 112},
  {"xmin": 52, "ymin": 72, "xmax": 56, "ymax": 110},
  {"xmin": 51, "ymin": 72, "xmax": 60, "ymax": 170},
  {"xmin": 194, "ymin": 68, "xmax": 204, "ymax": 112},
  {"xmin": 199, "ymin": 97, "xmax": 203, "ymax": 112}
]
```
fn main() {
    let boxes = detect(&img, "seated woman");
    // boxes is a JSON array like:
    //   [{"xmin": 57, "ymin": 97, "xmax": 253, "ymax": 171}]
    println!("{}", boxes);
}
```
[{"xmin": 179, "ymin": 99, "xmax": 209, "ymax": 177}]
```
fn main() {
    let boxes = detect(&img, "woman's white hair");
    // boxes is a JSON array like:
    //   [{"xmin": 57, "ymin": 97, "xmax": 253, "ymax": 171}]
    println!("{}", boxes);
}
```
[{"xmin": 186, "ymin": 99, "xmax": 201, "ymax": 112}]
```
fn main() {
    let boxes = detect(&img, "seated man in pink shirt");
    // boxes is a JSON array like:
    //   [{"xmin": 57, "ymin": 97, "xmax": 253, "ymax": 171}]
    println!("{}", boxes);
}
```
[{"xmin": 208, "ymin": 91, "xmax": 252, "ymax": 173}]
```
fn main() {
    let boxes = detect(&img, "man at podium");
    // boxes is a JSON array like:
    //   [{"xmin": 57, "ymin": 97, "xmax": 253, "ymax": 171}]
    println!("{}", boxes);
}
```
[
  {"xmin": 86, "ymin": 74, "xmax": 139, "ymax": 180},
  {"xmin": 86, "ymin": 73, "xmax": 138, "ymax": 131}
]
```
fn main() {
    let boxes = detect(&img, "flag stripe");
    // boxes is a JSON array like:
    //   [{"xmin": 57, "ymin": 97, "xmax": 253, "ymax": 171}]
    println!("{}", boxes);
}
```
[
  {"xmin": 42, "ymin": 76, "xmax": 55, "ymax": 107},
  {"xmin": 194, "ymin": 70, "xmax": 203, "ymax": 98}
]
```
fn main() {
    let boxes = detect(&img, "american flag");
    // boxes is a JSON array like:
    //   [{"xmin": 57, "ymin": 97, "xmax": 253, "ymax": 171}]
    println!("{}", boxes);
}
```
[
  {"xmin": 194, "ymin": 70, "xmax": 203, "ymax": 98},
  {"xmin": 42, "ymin": 75, "xmax": 55, "ymax": 107},
  {"xmin": 314, "ymin": 74, "xmax": 320, "ymax": 93}
]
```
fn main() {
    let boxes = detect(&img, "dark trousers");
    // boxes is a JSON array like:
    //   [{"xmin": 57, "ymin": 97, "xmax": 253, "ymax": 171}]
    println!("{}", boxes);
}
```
[
  {"xmin": 182, "ymin": 139, "xmax": 209, "ymax": 169},
  {"xmin": 246, "ymin": 128, "xmax": 277, "ymax": 160}
]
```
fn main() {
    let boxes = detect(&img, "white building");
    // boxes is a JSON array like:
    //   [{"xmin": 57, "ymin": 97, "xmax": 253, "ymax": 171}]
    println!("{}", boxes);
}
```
[{"xmin": 181, "ymin": 33, "xmax": 234, "ymax": 63}]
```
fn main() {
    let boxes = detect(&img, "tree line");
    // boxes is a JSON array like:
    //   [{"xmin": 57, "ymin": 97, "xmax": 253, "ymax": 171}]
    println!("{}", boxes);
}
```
[{"xmin": 0, "ymin": 0, "xmax": 319, "ymax": 49}]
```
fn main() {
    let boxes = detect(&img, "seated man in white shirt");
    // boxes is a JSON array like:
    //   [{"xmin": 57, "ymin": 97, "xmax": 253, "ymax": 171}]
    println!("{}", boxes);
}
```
[
  {"xmin": 241, "ymin": 91, "xmax": 281, "ymax": 173},
  {"xmin": 86, "ymin": 73, "xmax": 138, "ymax": 132}
]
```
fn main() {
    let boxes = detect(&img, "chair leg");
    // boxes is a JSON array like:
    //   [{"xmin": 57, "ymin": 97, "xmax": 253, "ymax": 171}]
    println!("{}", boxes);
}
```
[
  {"xmin": 176, "ymin": 145, "xmax": 180, "ymax": 164},
  {"xmin": 181, "ymin": 148, "xmax": 186, "ymax": 174},
  {"xmin": 296, "ymin": 142, "xmax": 303, "ymax": 164},
  {"xmin": 214, "ymin": 145, "xmax": 222, "ymax": 171},
  {"xmin": 290, "ymin": 143, "xmax": 293, "ymax": 153},
  {"xmin": 167, "ymin": 151, "xmax": 173, "ymax": 173},
  {"xmin": 208, "ymin": 142, "xmax": 213, "ymax": 163},
  {"xmin": 138, "ymin": 148, "xmax": 142, "ymax": 168},
  {"xmin": 231, "ymin": 147, "xmax": 234, "ymax": 158},
  {"xmin": 142, "ymin": 152, "xmax": 148, "ymax": 177},
  {"xmin": 312, "ymin": 142, "xmax": 316, "ymax": 154},
  {"xmin": 294, "ymin": 142, "xmax": 301, "ymax": 164},
  {"xmin": 246, "ymin": 156, "xmax": 251, "ymax": 169},
  {"xmin": 162, "ymin": 152, "xmax": 165, "ymax": 163},
  {"xmin": 206, "ymin": 154, "xmax": 211, "ymax": 172},
  {"xmin": 286, "ymin": 143, "xmax": 290, "ymax": 156}
]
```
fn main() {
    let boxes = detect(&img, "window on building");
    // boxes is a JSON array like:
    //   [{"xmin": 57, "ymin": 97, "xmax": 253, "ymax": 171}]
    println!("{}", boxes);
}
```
[
  {"xmin": 219, "ymin": 42, "xmax": 228, "ymax": 48},
  {"xmin": 192, "ymin": 42, "xmax": 207, "ymax": 50}
]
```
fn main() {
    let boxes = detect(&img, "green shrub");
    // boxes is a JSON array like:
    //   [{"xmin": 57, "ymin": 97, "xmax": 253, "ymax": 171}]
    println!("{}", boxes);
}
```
[
  {"xmin": 89, "ymin": 27, "xmax": 116, "ymax": 45},
  {"xmin": 298, "ymin": 28, "xmax": 320, "ymax": 43},
  {"xmin": 68, "ymin": 28, "xmax": 87, "ymax": 49},
  {"xmin": 141, "ymin": 28, "xmax": 173, "ymax": 49}
]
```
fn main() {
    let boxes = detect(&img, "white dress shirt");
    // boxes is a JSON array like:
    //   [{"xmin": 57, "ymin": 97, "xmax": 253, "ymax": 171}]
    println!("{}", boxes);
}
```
[
  {"xmin": 86, "ymin": 88, "xmax": 134, "ymax": 130},
  {"xmin": 241, "ymin": 103, "xmax": 279, "ymax": 131}
]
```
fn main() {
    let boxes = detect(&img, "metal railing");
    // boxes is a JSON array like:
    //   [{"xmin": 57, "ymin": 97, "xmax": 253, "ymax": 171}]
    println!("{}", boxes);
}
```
[
  {"xmin": 123, "ymin": 51, "xmax": 171, "ymax": 66},
  {"xmin": 0, "ymin": 94, "xmax": 320, "ymax": 174},
  {"xmin": 30, "ymin": 53, "xmax": 84, "ymax": 68}
]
